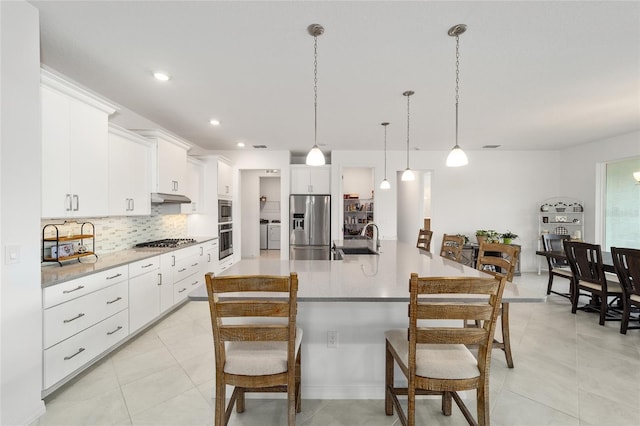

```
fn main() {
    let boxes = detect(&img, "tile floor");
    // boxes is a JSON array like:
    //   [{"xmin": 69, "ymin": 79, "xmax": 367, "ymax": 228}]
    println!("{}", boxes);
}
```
[{"xmin": 34, "ymin": 272, "xmax": 640, "ymax": 426}]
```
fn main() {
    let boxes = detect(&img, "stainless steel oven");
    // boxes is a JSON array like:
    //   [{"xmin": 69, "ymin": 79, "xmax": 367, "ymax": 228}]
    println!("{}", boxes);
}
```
[
  {"xmin": 219, "ymin": 223, "xmax": 233, "ymax": 260},
  {"xmin": 218, "ymin": 200, "xmax": 232, "ymax": 223}
]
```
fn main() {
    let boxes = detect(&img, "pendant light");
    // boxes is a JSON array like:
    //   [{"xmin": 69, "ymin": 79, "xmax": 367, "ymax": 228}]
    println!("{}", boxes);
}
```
[
  {"xmin": 379, "ymin": 122, "xmax": 391, "ymax": 189},
  {"xmin": 401, "ymin": 91, "xmax": 415, "ymax": 181},
  {"xmin": 305, "ymin": 24, "xmax": 326, "ymax": 166},
  {"xmin": 446, "ymin": 24, "xmax": 469, "ymax": 167}
]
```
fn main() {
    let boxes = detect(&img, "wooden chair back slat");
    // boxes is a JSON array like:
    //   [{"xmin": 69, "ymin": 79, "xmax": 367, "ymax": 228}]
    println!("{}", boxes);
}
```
[
  {"xmin": 210, "ymin": 274, "xmax": 293, "ymax": 293},
  {"xmin": 415, "ymin": 277, "xmax": 500, "ymax": 295},
  {"xmin": 416, "ymin": 303, "xmax": 494, "ymax": 321},
  {"xmin": 439, "ymin": 234, "xmax": 465, "ymax": 262},
  {"xmin": 612, "ymin": 247, "xmax": 640, "ymax": 296},
  {"xmin": 216, "ymin": 300, "xmax": 290, "ymax": 317},
  {"xmin": 564, "ymin": 241, "xmax": 605, "ymax": 285},
  {"xmin": 417, "ymin": 229, "xmax": 433, "ymax": 251},
  {"xmin": 476, "ymin": 242, "xmax": 520, "ymax": 282},
  {"xmin": 219, "ymin": 325, "xmax": 289, "ymax": 342},
  {"xmin": 415, "ymin": 327, "xmax": 488, "ymax": 345}
]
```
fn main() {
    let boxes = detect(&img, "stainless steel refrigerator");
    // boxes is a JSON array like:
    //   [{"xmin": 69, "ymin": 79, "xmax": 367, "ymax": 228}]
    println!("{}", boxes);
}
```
[{"xmin": 290, "ymin": 195, "xmax": 331, "ymax": 260}]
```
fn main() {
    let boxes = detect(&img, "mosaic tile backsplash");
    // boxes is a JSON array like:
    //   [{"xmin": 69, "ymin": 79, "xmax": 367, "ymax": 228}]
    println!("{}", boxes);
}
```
[{"xmin": 41, "ymin": 206, "xmax": 188, "ymax": 256}]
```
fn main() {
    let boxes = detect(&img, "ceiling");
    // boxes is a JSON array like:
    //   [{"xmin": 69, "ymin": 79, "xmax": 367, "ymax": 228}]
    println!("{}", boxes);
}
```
[{"xmin": 30, "ymin": 1, "xmax": 640, "ymax": 156}]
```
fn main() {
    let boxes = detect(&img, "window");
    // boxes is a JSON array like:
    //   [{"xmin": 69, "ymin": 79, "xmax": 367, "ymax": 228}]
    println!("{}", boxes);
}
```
[{"xmin": 604, "ymin": 157, "xmax": 640, "ymax": 249}]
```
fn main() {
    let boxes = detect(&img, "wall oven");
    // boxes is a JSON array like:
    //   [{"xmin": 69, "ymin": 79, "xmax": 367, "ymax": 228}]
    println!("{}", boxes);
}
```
[
  {"xmin": 219, "ymin": 223, "xmax": 233, "ymax": 260},
  {"xmin": 218, "ymin": 200, "xmax": 232, "ymax": 223}
]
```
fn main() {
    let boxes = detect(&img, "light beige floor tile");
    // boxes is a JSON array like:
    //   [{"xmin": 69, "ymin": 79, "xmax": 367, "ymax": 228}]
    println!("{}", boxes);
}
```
[
  {"xmin": 130, "ymin": 388, "xmax": 213, "ymax": 426},
  {"xmin": 180, "ymin": 300, "xmax": 212, "ymax": 321},
  {"xmin": 154, "ymin": 319, "xmax": 211, "ymax": 347},
  {"xmin": 111, "ymin": 330, "xmax": 166, "ymax": 362},
  {"xmin": 299, "ymin": 399, "xmax": 397, "ymax": 426},
  {"xmin": 164, "ymin": 330, "xmax": 214, "ymax": 364},
  {"xmin": 112, "ymin": 345, "xmax": 179, "ymax": 385},
  {"xmin": 578, "ymin": 388, "xmax": 640, "ymax": 426},
  {"xmin": 121, "ymin": 365, "xmax": 195, "ymax": 415},
  {"xmin": 177, "ymin": 351, "xmax": 216, "ymax": 386},
  {"xmin": 196, "ymin": 379, "xmax": 216, "ymax": 408},
  {"xmin": 224, "ymin": 398, "xmax": 324, "ymax": 426},
  {"xmin": 40, "ymin": 388, "xmax": 130, "ymax": 426},
  {"xmin": 46, "ymin": 358, "xmax": 120, "ymax": 404},
  {"xmin": 151, "ymin": 305, "xmax": 194, "ymax": 332},
  {"xmin": 491, "ymin": 389, "xmax": 579, "ymax": 425}
]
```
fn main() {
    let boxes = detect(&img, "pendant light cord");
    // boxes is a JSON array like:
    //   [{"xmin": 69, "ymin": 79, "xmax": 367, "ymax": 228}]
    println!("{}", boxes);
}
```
[
  {"xmin": 313, "ymin": 35, "xmax": 318, "ymax": 146},
  {"xmin": 455, "ymin": 34, "xmax": 460, "ymax": 147},
  {"xmin": 406, "ymin": 93, "xmax": 411, "ymax": 168},
  {"xmin": 383, "ymin": 124, "xmax": 388, "ymax": 179}
]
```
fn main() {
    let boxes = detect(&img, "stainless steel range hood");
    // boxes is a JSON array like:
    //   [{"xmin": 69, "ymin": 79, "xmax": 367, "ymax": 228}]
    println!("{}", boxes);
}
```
[{"xmin": 150, "ymin": 193, "xmax": 192, "ymax": 204}]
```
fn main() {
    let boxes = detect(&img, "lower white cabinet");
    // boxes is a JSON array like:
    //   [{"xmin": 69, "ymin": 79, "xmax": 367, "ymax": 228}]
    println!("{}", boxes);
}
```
[
  {"xmin": 219, "ymin": 256, "xmax": 234, "ymax": 273},
  {"xmin": 128, "ymin": 259, "xmax": 161, "ymax": 333},
  {"xmin": 44, "ymin": 309, "xmax": 129, "ymax": 389},
  {"xmin": 201, "ymin": 239, "xmax": 219, "ymax": 277}
]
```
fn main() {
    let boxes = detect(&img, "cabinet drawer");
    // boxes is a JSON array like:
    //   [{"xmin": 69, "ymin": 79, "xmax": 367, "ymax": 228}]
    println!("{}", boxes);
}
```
[
  {"xmin": 174, "ymin": 256, "xmax": 201, "ymax": 283},
  {"xmin": 44, "ymin": 281, "xmax": 128, "ymax": 349},
  {"xmin": 129, "ymin": 256, "xmax": 160, "ymax": 278},
  {"xmin": 173, "ymin": 273, "xmax": 203, "ymax": 304},
  {"xmin": 44, "ymin": 309, "xmax": 129, "ymax": 389},
  {"xmin": 44, "ymin": 265, "xmax": 128, "ymax": 308}
]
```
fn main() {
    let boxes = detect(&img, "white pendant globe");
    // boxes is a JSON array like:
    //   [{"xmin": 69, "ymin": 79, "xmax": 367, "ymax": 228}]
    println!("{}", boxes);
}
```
[
  {"xmin": 380, "ymin": 179, "xmax": 390, "ymax": 190},
  {"xmin": 446, "ymin": 145, "xmax": 468, "ymax": 167},
  {"xmin": 401, "ymin": 169, "xmax": 415, "ymax": 181},
  {"xmin": 306, "ymin": 145, "xmax": 325, "ymax": 166}
]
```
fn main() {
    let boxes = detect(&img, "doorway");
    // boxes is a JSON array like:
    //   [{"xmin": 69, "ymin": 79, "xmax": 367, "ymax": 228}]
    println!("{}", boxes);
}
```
[{"xmin": 260, "ymin": 176, "xmax": 281, "ymax": 258}]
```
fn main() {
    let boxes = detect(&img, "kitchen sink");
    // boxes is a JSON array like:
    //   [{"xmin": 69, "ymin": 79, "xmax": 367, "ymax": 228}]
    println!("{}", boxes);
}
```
[{"xmin": 340, "ymin": 247, "xmax": 378, "ymax": 255}]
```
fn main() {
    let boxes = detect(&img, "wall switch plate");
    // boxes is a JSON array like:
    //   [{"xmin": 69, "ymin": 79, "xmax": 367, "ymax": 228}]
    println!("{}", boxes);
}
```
[
  {"xmin": 5, "ymin": 245, "xmax": 20, "ymax": 265},
  {"xmin": 327, "ymin": 330, "xmax": 338, "ymax": 348}
]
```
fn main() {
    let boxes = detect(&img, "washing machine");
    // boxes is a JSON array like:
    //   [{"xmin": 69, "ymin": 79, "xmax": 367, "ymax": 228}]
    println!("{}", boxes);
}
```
[{"xmin": 267, "ymin": 223, "xmax": 281, "ymax": 250}]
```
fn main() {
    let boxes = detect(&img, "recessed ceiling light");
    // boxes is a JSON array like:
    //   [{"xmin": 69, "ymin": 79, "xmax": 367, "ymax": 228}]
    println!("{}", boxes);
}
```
[
  {"xmin": 153, "ymin": 71, "xmax": 171, "ymax": 81},
  {"xmin": 209, "ymin": 119, "xmax": 220, "ymax": 126},
  {"xmin": 237, "ymin": 142, "xmax": 245, "ymax": 148}
]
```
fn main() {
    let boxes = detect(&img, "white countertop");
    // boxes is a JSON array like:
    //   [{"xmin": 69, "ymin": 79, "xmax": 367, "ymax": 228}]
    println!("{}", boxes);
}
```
[
  {"xmin": 42, "ymin": 237, "xmax": 217, "ymax": 288},
  {"xmin": 190, "ymin": 240, "xmax": 545, "ymax": 303}
]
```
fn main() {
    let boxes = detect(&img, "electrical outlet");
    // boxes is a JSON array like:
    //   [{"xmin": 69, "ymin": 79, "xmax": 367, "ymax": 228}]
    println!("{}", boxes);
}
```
[{"xmin": 327, "ymin": 331, "xmax": 338, "ymax": 348}]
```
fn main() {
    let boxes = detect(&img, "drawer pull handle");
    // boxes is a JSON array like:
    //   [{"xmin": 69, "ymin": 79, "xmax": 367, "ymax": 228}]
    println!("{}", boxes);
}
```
[
  {"xmin": 141, "ymin": 263, "xmax": 154, "ymax": 268},
  {"xmin": 178, "ymin": 288, "xmax": 187, "ymax": 293},
  {"xmin": 178, "ymin": 268, "xmax": 187, "ymax": 273},
  {"xmin": 63, "ymin": 285, "xmax": 85, "ymax": 294},
  {"xmin": 191, "ymin": 263, "xmax": 199, "ymax": 267},
  {"xmin": 106, "ymin": 273, "xmax": 123, "ymax": 280},
  {"xmin": 106, "ymin": 297, "xmax": 122, "ymax": 305},
  {"xmin": 64, "ymin": 347, "xmax": 85, "ymax": 360},
  {"xmin": 192, "ymin": 281, "xmax": 199, "ymax": 286},
  {"xmin": 63, "ymin": 313, "xmax": 85, "ymax": 323},
  {"xmin": 107, "ymin": 326, "xmax": 123, "ymax": 336}
]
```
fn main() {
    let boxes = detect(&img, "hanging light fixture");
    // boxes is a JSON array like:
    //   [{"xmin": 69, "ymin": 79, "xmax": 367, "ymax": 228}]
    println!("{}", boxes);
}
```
[
  {"xmin": 446, "ymin": 24, "xmax": 469, "ymax": 167},
  {"xmin": 401, "ymin": 91, "xmax": 415, "ymax": 181},
  {"xmin": 633, "ymin": 171, "xmax": 640, "ymax": 184},
  {"xmin": 306, "ymin": 24, "xmax": 326, "ymax": 166},
  {"xmin": 380, "ymin": 122, "xmax": 391, "ymax": 189}
]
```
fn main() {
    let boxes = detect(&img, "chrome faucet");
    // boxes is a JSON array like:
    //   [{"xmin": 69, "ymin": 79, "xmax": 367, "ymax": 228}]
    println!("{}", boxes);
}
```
[{"xmin": 361, "ymin": 222, "xmax": 381, "ymax": 251}]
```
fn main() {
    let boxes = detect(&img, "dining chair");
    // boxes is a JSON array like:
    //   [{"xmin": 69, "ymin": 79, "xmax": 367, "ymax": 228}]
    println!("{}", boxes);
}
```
[
  {"xmin": 541, "ymin": 233, "xmax": 573, "ymax": 298},
  {"xmin": 205, "ymin": 273, "xmax": 302, "ymax": 426},
  {"xmin": 475, "ymin": 242, "xmax": 520, "ymax": 368},
  {"xmin": 611, "ymin": 247, "xmax": 640, "ymax": 334},
  {"xmin": 563, "ymin": 240, "xmax": 622, "ymax": 325},
  {"xmin": 416, "ymin": 229, "xmax": 433, "ymax": 251},
  {"xmin": 439, "ymin": 234, "xmax": 465, "ymax": 262},
  {"xmin": 385, "ymin": 273, "xmax": 507, "ymax": 426}
]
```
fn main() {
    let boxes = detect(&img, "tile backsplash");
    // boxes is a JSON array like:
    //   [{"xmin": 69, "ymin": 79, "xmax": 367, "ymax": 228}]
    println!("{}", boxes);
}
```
[{"xmin": 41, "ymin": 206, "xmax": 188, "ymax": 256}]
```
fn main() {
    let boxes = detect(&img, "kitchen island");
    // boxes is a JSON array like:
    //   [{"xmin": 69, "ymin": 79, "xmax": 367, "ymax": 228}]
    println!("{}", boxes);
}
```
[{"xmin": 190, "ymin": 240, "xmax": 544, "ymax": 399}]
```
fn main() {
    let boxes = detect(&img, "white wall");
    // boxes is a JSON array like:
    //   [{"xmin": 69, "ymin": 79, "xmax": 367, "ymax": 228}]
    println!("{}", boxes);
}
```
[
  {"xmin": 559, "ymin": 131, "xmax": 640, "ymax": 243},
  {"xmin": 342, "ymin": 167, "xmax": 373, "ymax": 199},
  {"xmin": 0, "ymin": 1, "xmax": 47, "ymax": 423}
]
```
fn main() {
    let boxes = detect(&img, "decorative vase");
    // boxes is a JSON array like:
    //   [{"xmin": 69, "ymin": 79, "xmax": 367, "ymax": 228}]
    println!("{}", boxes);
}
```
[
  {"xmin": 476, "ymin": 235, "xmax": 487, "ymax": 245},
  {"xmin": 503, "ymin": 238, "xmax": 512, "ymax": 245}
]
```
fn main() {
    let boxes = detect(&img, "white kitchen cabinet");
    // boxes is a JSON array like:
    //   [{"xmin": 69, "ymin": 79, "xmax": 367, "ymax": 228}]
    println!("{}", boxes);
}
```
[
  {"xmin": 159, "ymin": 252, "xmax": 177, "ymax": 313},
  {"xmin": 290, "ymin": 165, "xmax": 331, "ymax": 194},
  {"xmin": 217, "ymin": 159, "xmax": 233, "ymax": 198},
  {"xmin": 128, "ymin": 257, "xmax": 161, "ymax": 333},
  {"xmin": 135, "ymin": 129, "xmax": 191, "ymax": 195},
  {"xmin": 200, "ymin": 239, "xmax": 219, "ymax": 277},
  {"xmin": 181, "ymin": 158, "xmax": 204, "ymax": 214},
  {"xmin": 107, "ymin": 124, "xmax": 152, "ymax": 216},
  {"xmin": 41, "ymin": 70, "xmax": 118, "ymax": 218}
]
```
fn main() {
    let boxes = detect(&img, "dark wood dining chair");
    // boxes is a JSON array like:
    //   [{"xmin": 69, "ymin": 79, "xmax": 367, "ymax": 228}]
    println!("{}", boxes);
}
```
[
  {"xmin": 475, "ymin": 242, "xmax": 520, "ymax": 368},
  {"xmin": 205, "ymin": 273, "xmax": 302, "ymax": 426},
  {"xmin": 440, "ymin": 234, "xmax": 464, "ymax": 262},
  {"xmin": 416, "ymin": 229, "xmax": 433, "ymax": 251},
  {"xmin": 541, "ymin": 233, "xmax": 573, "ymax": 298},
  {"xmin": 385, "ymin": 273, "xmax": 507, "ymax": 426},
  {"xmin": 563, "ymin": 240, "xmax": 622, "ymax": 325},
  {"xmin": 611, "ymin": 247, "xmax": 640, "ymax": 334}
]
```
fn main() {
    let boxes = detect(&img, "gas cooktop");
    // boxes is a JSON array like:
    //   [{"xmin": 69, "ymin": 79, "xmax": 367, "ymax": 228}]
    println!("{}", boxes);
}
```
[{"xmin": 135, "ymin": 238, "xmax": 196, "ymax": 248}]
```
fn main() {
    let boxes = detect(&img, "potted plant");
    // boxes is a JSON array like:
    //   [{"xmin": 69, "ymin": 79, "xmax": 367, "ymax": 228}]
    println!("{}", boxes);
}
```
[
  {"xmin": 501, "ymin": 231, "xmax": 518, "ymax": 245},
  {"xmin": 475, "ymin": 230, "xmax": 489, "ymax": 245},
  {"xmin": 475, "ymin": 230, "xmax": 499, "ymax": 245}
]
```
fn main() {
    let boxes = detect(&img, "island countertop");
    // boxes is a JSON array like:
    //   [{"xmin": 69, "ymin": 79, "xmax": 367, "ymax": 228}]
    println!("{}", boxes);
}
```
[
  {"xmin": 42, "ymin": 236, "xmax": 217, "ymax": 288},
  {"xmin": 190, "ymin": 240, "xmax": 545, "ymax": 303}
]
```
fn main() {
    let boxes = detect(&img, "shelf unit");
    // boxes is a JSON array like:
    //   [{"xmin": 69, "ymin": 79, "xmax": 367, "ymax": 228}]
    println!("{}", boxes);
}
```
[
  {"xmin": 537, "ymin": 197, "xmax": 584, "ymax": 274},
  {"xmin": 343, "ymin": 197, "xmax": 374, "ymax": 238},
  {"xmin": 42, "ymin": 221, "xmax": 97, "ymax": 266}
]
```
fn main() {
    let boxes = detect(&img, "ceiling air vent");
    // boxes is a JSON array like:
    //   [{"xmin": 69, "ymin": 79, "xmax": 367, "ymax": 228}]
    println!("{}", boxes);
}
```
[
  {"xmin": 482, "ymin": 145, "xmax": 501, "ymax": 149},
  {"xmin": 253, "ymin": 144, "xmax": 268, "ymax": 149}
]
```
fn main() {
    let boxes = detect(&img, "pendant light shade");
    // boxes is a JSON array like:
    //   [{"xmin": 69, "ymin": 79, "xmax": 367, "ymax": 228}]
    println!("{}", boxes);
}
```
[
  {"xmin": 380, "ymin": 122, "xmax": 391, "ymax": 189},
  {"xmin": 446, "ymin": 24, "xmax": 468, "ymax": 167},
  {"xmin": 401, "ymin": 91, "xmax": 415, "ymax": 182},
  {"xmin": 633, "ymin": 171, "xmax": 640, "ymax": 184},
  {"xmin": 305, "ymin": 24, "xmax": 326, "ymax": 166}
]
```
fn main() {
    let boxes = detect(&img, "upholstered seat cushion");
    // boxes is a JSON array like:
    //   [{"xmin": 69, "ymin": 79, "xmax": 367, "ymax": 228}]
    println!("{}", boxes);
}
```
[
  {"xmin": 385, "ymin": 329, "xmax": 479, "ymax": 380},
  {"xmin": 551, "ymin": 267, "xmax": 573, "ymax": 277},
  {"xmin": 630, "ymin": 294, "xmax": 640, "ymax": 303},
  {"xmin": 224, "ymin": 327, "xmax": 303, "ymax": 376},
  {"xmin": 577, "ymin": 277, "xmax": 622, "ymax": 293}
]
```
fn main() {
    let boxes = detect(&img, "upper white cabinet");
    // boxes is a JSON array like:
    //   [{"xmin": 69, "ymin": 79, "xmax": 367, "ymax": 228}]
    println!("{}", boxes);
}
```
[
  {"xmin": 41, "ymin": 69, "xmax": 119, "ymax": 218},
  {"xmin": 135, "ymin": 130, "xmax": 191, "ymax": 195},
  {"xmin": 217, "ymin": 159, "xmax": 233, "ymax": 198},
  {"xmin": 108, "ymin": 124, "xmax": 152, "ymax": 216},
  {"xmin": 181, "ymin": 158, "xmax": 204, "ymax": 214},
  {"xmin": 290, "ymin": 165, "xmax": 331, "ymax": 194}
]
